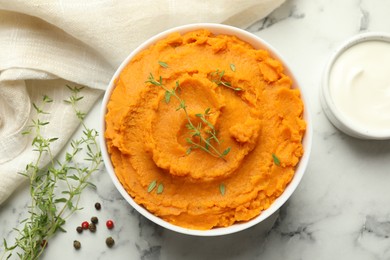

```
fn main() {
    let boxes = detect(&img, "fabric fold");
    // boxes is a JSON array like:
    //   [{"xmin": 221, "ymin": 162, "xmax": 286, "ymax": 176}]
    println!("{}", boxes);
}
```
[{"xmin": 0, "ymin": 80, "xmax": 30, "ymax": 164}]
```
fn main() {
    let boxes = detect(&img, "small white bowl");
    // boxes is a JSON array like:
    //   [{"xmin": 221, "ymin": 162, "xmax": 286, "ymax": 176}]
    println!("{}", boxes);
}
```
[
  {"xmin": 320, "ymin": 32, "xmax": 390, "ymax": 139},
  {"xmin": 100, "ymin": 23, "xmax": 312, "ymax": 236}
]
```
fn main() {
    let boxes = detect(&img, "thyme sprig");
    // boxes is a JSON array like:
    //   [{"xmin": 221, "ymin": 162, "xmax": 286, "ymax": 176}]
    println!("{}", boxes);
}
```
[
  {"xmin": 2, "ymin": 86, "xmax": 102, "ymax": 260},
  {"xmin": 210, "ymin": 69, "xmax": 242, "ymax": 91},
  {"xmin": 146, "ymin": 73, "xmax": 230, "ymax": 160}
]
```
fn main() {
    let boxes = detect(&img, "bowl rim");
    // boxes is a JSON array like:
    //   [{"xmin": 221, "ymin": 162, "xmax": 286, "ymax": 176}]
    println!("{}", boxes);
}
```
[
  {"xmin": 320, "ymin": 31, "xmax": 390, "ymax": 140},
  {"xmin": 100, "ymin": 23, "xmax": 313, "ymax": 236}
]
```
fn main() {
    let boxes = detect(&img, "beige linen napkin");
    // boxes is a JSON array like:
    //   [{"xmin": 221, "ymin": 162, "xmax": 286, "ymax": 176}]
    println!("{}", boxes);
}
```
[{"xmin": 0, "ymin": 0, "xmax": 285, "ymax": 205}]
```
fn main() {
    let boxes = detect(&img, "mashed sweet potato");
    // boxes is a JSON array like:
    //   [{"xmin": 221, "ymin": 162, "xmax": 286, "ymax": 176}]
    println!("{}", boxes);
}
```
[{"xmin": 105, "ymin": 29, "xmax": 306, "ymax": 230}]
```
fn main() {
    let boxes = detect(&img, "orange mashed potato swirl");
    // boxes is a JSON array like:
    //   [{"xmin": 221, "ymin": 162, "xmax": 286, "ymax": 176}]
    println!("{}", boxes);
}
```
[{"xmin": 105, "ymin": 29, "xmax": 306, "ymax": 230}]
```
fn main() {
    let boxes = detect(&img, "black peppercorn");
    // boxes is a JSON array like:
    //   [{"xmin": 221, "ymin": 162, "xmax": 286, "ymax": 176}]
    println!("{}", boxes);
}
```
[
  {"xmin": 94, "ymin": 202, "xmax": 101, "ymax": 210},
  {"xmin": 89, "ymin": 222, "xmax": 96, "ymax": 233},
  {"xmin": 73, "ymin": 240, "xmax": 81, "ymax": 250},
  {"xmin": 76, "ymin": 226, "xmax": 83, "ymax": 233},
  {"xmin": 106, "ymin": 237, "xmax": 115, "ymax": 248},
  {"xmin": 91, "ymin": 216, "xmax": 98, "ymax": 224}
]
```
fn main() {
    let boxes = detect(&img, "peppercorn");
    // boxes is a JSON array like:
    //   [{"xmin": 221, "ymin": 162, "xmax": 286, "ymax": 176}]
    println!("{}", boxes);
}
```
[
  {"xmin": 106, "ymin": 237, "xmax": 115, "ymax": 248},
  {"xmin": 76, "ymin": 226, "xmax": 83, "ymax": 233},
  {"xmin": 81, "ymin": 221, "xmax": 89, "ymax": 230},
  {"xmin": 95, "ymin": 202, "xmax": 101, "ymax": 210},
  {"xmin": 89, "ymin": 222, "xmax": 96, "ymax": 233},
  {"xmin": 91, "ymin": 216, "xmax": 98, "ymax": 224},
  {"xmin": 73, "ymin": 240, "xmax": 81, "ymax": 250},
  {"xmin": 41, "ymin": 240, "xmax": 48, "ymax": 248},
  {"xmin": 106, "ymin": 220, "xmax": 114, "ymax": 229}
]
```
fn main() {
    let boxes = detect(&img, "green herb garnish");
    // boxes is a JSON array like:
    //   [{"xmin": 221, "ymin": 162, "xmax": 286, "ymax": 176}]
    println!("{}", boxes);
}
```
[
  {"xmin": 272, "ymin": 153, "xmax": 281, "ymax": 166},
  {"xmin": 158, "ymin": 61, "xmax": 169, "ymax": 68},
  {"xmin": 146, "ymin": 73, "xmax": 230, "ymax": 160},
  {"xmin": 230, "ymin": 63, "xmax": 236, "ymax": 72},
  {"xmin": 2, "ymin": 85, "xmax": 102, "ymax": 260},
  {"xmin": 157, "ymin": 183, "xmax": 164, "ymax": 194},
  {"xmin": 210, "ymin": 69, "xmax": 241, "ymax": 91},
  {"xmin": 148, "ymin": 180, "xmax": 157, "ymax": 193},
  {"xmin": 147, "ymin": 181, "xmax": 163, "ymax": 194},
  {"xmin": 219, "ymin": 183, "xmax": 226, "ymax": 196}
]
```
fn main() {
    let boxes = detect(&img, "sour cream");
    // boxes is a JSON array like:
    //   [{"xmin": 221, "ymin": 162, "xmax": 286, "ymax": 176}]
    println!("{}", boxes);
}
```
[{"xmin": 329, "ymin": 40, "xmax": 390, "ymax": 132}]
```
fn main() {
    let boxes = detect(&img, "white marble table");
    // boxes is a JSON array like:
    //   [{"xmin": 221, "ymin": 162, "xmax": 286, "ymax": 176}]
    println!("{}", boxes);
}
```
[{"xmin": 2, "ymin": 0, "xmax": 390, "ymax": 259}]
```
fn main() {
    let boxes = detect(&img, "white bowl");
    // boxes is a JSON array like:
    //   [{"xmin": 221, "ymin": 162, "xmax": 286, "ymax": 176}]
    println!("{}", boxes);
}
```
[
  {"xmin": 100, "ymin": 23, "xmax": 312, "ymax": 236},
  {"xmin": 320, "ymin": 32, "xmax": 390, "ymax": 139}
]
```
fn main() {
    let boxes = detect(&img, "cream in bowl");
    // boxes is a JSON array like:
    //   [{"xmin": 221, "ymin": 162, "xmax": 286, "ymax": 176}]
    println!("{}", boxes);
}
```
[
  {"xmin": 100, "ymin": 23, "xmax": 312, "ymax": 236},
  {"xmin": 321, "ymin": 32, "xmax": 390, "ymax": 139}
]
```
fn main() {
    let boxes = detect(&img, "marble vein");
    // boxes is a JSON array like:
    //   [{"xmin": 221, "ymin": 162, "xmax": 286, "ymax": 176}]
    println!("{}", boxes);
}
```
[
  {"xmin": 358, "ymin": 0, "xmax": 370, "ymax": 31},
  {"xmin": 247, "ymin": 0, "xmax": 305, "ymax": 32}
]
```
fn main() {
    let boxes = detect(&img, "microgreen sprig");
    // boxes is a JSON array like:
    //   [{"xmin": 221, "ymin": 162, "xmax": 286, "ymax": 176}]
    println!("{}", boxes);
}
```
[{"xmin": 145, "ymin": 73, "xmax": 230, "ymax": 160}]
